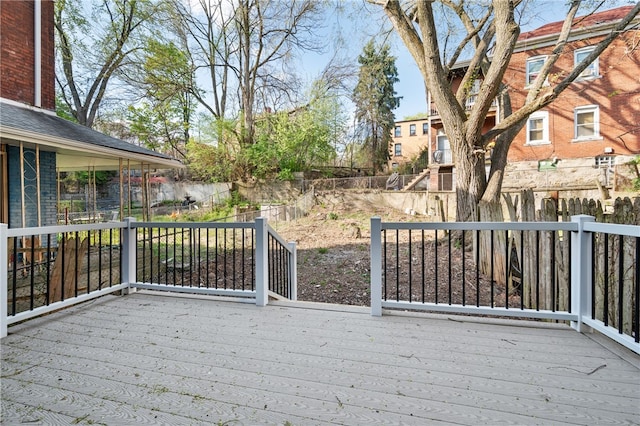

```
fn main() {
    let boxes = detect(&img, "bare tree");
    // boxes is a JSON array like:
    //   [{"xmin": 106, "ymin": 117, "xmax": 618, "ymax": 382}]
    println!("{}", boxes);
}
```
[
  {"xmin": 370, "ymin": 0, "xmax": 640, "ymax": 221},
  {"xmin": 55, "ymin": 0, "xmax": 160, "ymax": 128},
  {"xmin": 169, "ymin": 0, "xmax": 325, "ymax": 147}
]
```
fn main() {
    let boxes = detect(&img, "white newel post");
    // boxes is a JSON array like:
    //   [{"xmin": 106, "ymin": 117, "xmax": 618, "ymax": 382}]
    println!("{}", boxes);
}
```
[
  {"xmin": 289, "ymin": 241, "xmax": 297, "ymax": 301},
  {"xmin": 571, "ymin": 215, "xmax": 595, "ymax": 333},
  {"xmin": 255, "ymin": 217, "xmax": 268, "ymax": 306},
  {"xmin": 1, "ymin": 224, "xmax": 8, "ymax": 338},
  {"xmin": 371, "ymin": 217, "xmax": 382, "ymax": 316},
  {"xmin": 121, "ymin": 217, "xmax": 137, "ymax": 294}
]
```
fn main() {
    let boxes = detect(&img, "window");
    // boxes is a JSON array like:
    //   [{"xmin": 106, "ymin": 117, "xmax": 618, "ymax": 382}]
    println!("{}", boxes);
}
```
[
  {"xmin": 526, "ymin": 111, "xmax": 549, "ymax": 145},
  {"xmin": 526, "ymin": 56, "xmax": 546, "ymax": 86},
  {"xmin": 394, "ymin": 126, "xmax": 401, "ymax": 137},
  {"xmin": 422, "ymin": 122, "xmax": 428, "ymax": 135},
  {"xmin": 575, "ymin": 47, "xmax": 598, "ymax": 79},
  {"xmin": 595, "ymin": 155, "xmax": 615, "ymax": 168},
  {"xmin": 394, "ymin": 143, "xmax": 402, "ymax": 156},
  {"xmin": 574, "ymin": 106, "xmax": 600, "ymax": 140},
  {"xmin": 465, "ymin": 80, "xmax": 481, "ymax": 108},
  {"xmin": 409, "ymin": 124, "xmax": 416, "ymax": 136}
]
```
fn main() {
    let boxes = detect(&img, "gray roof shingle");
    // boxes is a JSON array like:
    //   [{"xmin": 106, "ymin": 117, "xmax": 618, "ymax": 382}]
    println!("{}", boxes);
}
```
[{"xmin": 0, "ymin": 101, "xmax": 176, "ymax": 161}]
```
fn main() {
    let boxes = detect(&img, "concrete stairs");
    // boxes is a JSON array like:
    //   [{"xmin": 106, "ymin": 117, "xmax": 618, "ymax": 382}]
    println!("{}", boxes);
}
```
[{"xmin": 402, "ymin": 168, "xmax": 430, "ymax": 191}]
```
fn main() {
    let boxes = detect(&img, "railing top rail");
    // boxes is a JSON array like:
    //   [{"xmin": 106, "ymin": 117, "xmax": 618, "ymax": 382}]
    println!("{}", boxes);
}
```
[
  {"xmin": 267, "ymin": 224, "xmax": 293, "ymax": 252},
  {"xmin": 377, "ymin": 220, "xmax": 579, "ymax": 232},
  {"xmin": 584, "ymin": 221, "xmax": 640, "ymax": 237},
  {"xmin": 135, "ymin": 221, "xmax": 255, "ymax": 230},
  {"xmin": 6, "ymin": 222, "xmax": 127, "ymax": 238}
]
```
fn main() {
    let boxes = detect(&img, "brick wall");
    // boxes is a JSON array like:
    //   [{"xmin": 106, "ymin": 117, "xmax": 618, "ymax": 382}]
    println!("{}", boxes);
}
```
[
  {"xmin": 506, "ymin": 33, "xmax": 640, "ymax": 163},
  {"xmin": 0, "ymin": 0, "xmax": 56, "ymax": 110},
  {"xmin": 390, "ymin": 119, "xmax": 430, "ymax": 170},
  {"xmin": 7, "ymin": 146, "xmax": 57, "ymax": 228}
]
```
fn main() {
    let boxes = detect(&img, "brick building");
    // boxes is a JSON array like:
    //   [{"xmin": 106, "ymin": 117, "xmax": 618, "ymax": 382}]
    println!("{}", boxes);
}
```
[
  {"xmin": 388, "ymin": 118, "xmax": 429, "ymax": 171},
  {"xmin": 395, "ymin": 6, "xmax": 639, "ymax": 192},
  {"xmin": 0, "ymin": 0, "xmax": 181, "ymax": 227},
  {"xmin": 503, "ymin": 6, "xmax": 639, "ymax": 191}
]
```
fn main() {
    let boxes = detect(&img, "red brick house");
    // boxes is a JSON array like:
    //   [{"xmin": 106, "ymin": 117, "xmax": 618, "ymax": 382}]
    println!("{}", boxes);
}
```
[
  {"xmin": 0, "ymin": 0, "xmax": 182, "ymax": 227},
  {"xmin": 504, "ymin": 5, "xmax": 639, "ymax": 190},
  {"xmin": 399, "ymin": 6, "xmax": 639, "ymax": 192}
]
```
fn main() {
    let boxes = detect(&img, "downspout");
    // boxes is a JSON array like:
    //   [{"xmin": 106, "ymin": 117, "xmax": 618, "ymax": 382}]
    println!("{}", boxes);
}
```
[{"xmin": 34, "ymin": 0, "xmax": 42, "ymax": 107}]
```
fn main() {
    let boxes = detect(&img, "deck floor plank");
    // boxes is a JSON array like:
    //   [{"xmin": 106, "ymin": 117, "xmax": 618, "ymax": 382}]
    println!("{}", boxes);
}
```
[{"xmin": 2, "ymin": 293, "xmax": 639, "ymax": 425}]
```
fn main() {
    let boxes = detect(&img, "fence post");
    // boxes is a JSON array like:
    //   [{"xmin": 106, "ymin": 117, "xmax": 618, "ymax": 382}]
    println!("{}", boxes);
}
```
[
  {"xmin": 371, "ymin": 217, "xmax": 383, "ymax": 316},
  {"xmin": 255, "ymin": 217, "xmax": 269, "ymax": 306},
  {"xmin": 1, "ymin": 224, "xmax": 8, "ymax": 338},
  {"xmin": 121, "ymin": 217, "xmax": 137, "ymax": 294},
  {"xmin": 571, "ymin": 215, "xmax": 595, "ymax": 333},
  {"xmin": 289, "ymin": 241, "xmax": 297, "ymax": 301}
]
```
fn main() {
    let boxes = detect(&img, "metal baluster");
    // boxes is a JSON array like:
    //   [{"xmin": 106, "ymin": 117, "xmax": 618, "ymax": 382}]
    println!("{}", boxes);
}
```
[
  {"xmin": 29, "ymin": 235, "xmax": 35, "ymax": 310},
  {"xmin": 462, "ymin": 230, "xmax": 466, "ymax": 306},
  {"xmin": 505, "ymin": 229, "xmax": 509, "ymax": 310},
  {"xmin": 408, "ymin": 229, "xmax": 412, "ymax": 302},
  {"xmin": 434, "ymin": 230, "xmax": 439, "ymax": 304},
  {"xmin": 617, "ymin": 234, "xmax": 624, "ymax": 333},
  {"xmin": 604, "ymin": 233, "xmax": 609, "ymax": 326}
]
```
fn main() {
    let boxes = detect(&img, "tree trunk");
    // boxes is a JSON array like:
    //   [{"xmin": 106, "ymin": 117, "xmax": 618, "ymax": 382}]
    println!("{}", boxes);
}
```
[{"xmin": 453, "ymin": 136, "xmax": 486, "ymax": 222}]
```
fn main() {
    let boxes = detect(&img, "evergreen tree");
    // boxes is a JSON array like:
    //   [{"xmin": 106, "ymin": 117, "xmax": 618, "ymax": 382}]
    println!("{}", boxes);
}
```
[{"xmin": 352, "ymin": 40, "xmax": 401, "ymax": 172}]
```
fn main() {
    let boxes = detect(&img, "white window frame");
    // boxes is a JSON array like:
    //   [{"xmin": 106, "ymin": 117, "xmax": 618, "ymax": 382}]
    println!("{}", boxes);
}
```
[
  {"xmin": 409, "ymin": 124, "xmax": 416, "ymax": 136},
  {"xmin": 465, "ymin": 80, "xmax": 482, "ymax": 108},
  {"xmin": 574, "ymin": 46, "xmax": 599, "ymax": 80},
  {"xmin": 573, "ymin": 105, "xmax": 600, "ymax": 141},
  {"xmin": 526, "ymin": 111, "xmax": 550, "ymax": 145},
  {"xmin": 595, "ymin": 155, "xmax": 615, "ymax": 168},
  {"xmin": 526, "ymin": 56, "xmax": 547, "ymax": 87},
  {"xmin": 394, "ymin": 126, "xmax": 401, "ymax": 138}
]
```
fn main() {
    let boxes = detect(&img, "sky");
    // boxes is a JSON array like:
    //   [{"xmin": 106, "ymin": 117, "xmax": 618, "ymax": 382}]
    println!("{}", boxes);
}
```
[{"xmin": 299, "ymin": 0, "xmax": 634, "ymax": 121}]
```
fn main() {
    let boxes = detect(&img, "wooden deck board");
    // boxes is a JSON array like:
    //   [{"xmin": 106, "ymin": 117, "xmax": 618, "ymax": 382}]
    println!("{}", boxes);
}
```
[{"xmin": 2, "ymin": 293, "xmax": 639, "ymax": 425}]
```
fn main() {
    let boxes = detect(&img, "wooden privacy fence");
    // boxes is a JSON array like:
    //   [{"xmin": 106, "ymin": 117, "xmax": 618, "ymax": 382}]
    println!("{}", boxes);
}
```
[{"xmin": 502, "ymin": 190, "xmax": 638, "ymax": 332}]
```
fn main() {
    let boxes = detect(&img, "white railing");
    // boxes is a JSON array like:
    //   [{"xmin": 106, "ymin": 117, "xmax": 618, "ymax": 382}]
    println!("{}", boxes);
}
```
[
  {"xmin": 1, "ymin": 217, "xmax": 296, "ymax": 338},
  {"xmin": 370, "ymin": 215, "xmax": 640, "ymax": 354}
]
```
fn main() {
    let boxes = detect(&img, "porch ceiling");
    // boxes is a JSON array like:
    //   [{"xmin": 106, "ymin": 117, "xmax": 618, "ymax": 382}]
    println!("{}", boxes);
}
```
[{"xmin": 0, "ymin": 100, "xmax": 183, "ymax": 171}]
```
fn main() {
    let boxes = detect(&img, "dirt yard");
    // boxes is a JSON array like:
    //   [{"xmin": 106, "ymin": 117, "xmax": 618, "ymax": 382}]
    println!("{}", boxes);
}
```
[{"xmin": 272, "ymin": 191, "xmax": 503, "ymax": 307}]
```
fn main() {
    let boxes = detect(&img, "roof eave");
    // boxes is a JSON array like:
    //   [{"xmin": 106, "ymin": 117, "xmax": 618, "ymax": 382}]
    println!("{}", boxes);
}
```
[
  {"xmin": 515, "ymin": 17, "xmax": 640, "ymax": 52},
  {"xmin": 0, "ymin": 125, "xmax": 184, "ymax": 171}
]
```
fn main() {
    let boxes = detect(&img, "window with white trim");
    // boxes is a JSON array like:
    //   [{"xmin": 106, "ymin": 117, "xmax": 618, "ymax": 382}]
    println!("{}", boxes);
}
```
[
  {"xmin": 394, "ymin": 126, "xmax": 401, "ymax": 137},
  {"xmin": 575, "ymin": 46, "xmax": 599, "ymax": 79},
  {"xmin": 465, "ymin": 80, "xmax": 481, "ymax": 108},
  {"xmin": 574, "ymin": 105, "xmax": 600, "ymax": 140},
  {"xmin": 595, "ymin": 155, "xmax": 615, "ymax": 168},
  {"xmin": 526, "ymin": 111, "xmax": 549, "ymax": 145},
  {"xmin": 409, "ymin": 124, "xmax": 416, "ymax": 136},
  {"xmin": 526, "ymin": 56, "xmax": 546, "ymax": 86}
]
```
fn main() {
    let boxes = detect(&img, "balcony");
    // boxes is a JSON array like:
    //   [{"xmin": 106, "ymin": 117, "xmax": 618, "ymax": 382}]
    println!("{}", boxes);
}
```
[
  {"xmin": 1, "ymin": 217, "xmax": 639, "ymax": 423},
  {"xmin": 430, "ymin": 98, "xmax": 498, "ymax": 118}
]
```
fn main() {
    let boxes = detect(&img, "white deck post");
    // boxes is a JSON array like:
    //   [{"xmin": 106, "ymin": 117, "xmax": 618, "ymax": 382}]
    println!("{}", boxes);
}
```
[
  {"xmin": 1, "ymin": 224, "xmax": 8, "ymax": 338},
  {"xmin": 571, "ymin": 215, "xmax": 595, "ymax": 333},
  {"xmin": 289, "ymin": 241, "xmax": 297, "ymax": 301},
  {"xmin": 121, "ymin": 217, "xmax": 137, "ymax": 294},
  {"xmin": 371, "ymin": 217, "xmax": 382, "ymax": 316},
  {"xmin": 255, "ymin": 217, "xmax": 268, "ymax": 306}
]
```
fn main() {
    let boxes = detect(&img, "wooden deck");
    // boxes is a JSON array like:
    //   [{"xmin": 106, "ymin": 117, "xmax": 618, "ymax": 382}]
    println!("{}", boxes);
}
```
[{"xmin": 2, "ymin": 292, "xmax": 639, "ymax": 425}]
